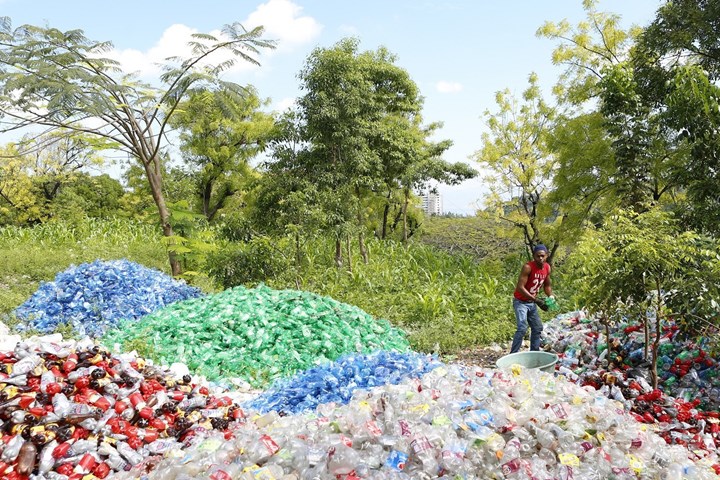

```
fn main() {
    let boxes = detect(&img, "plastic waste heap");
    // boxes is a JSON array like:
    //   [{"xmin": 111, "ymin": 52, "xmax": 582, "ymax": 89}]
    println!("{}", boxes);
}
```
[
  {"xmin": 246, "ymin": 350, "xmax": 442, "ymax": 415},
  {"xmin": 14, "ymin": 259, "xmax": 202, "ymax": 337},
  {"xmin": 110, "ymin": 364, "xmax": 720, "ymax": 479},
  {"xmin": 103, "ymin": 284, "xmax": 411, "ymax": 386},
  {"xmin": 545, "ymin": 310, "xmax": 720, "ymax": 465},
  {"xmin": 0, "ymin": 333, "xmax": 255, "ymax": 479}
]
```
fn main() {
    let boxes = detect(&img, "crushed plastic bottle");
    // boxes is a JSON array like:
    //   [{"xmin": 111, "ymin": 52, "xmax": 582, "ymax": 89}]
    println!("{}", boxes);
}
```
[
  {"xmin": 110, "ymin": 364, "xmax": 720, "ymax": 479},
  {"xmin": 14, "ymin": 259, "xmax": 202, "ymax": 336},
  {"xmin": 103, "ymin": 284, "xmax": 411, "ymax": 386},
  {"xmin": 245, "ymin": 350, "xmax": 441, "ymax": 414}
]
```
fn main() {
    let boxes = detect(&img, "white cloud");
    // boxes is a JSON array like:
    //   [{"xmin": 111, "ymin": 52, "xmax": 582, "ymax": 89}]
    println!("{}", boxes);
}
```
[
  {"xmin": 272, "ymin": 97, "xmax": 297, "ymax": 113},
  {"xmin": 436, "ymin": 81, "xmax": 463, "ymax": 93},
  {"xmin": 107, "ymin": 0, "xmax": 321, "ymax": 78},
  {"xmin": 245, "ymin": 0, "xmax": 322, "ymax": 51}
]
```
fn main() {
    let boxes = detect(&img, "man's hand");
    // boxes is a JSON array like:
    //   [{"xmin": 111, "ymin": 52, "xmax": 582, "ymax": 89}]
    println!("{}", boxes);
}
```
[{"xmin": 535, "ymin": 298, "xmax": 549, "ymax": 311}]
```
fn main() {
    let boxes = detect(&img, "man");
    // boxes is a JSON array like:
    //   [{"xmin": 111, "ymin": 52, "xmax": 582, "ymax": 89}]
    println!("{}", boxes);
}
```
[{"xmin": 510, "ymin": 244, "xmax": 553, "ymax": 353}]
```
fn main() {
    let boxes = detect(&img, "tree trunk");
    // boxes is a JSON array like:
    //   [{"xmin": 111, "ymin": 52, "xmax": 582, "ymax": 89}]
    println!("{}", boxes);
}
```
[
  {"xmin": 143, "ymin": 159, "xmax": 182, "ymax": 276},
  {"xmin": 202, "ymin": 180, "xmax": 212, "ymax": 219},
  {"xmin": 294, "ymin": 232, "xmax": 303, "ymax": 289},
  {"xmin": 355, "ymin": 186, "xmax": 368, "ymax": 263},
  {"xmin": 651, "ymin": 284, "xmax": 663, "ymax": 389},
  {"xmin": 334, "ymin": 237, "xmax": 343, "ymax": 268},
  {"xmin": 402, "ymin": 189, "xmax": 409, "ymax": 243},
  {"xmin": 381, "ymin": 190, "xmax": 391, "ymax": 240},
  {"xmin": 358, "ymin": 232, "xmax": 368, "ymax": 264},
  {"xmin": 346, "ymin": 234, "xmax": 352, "ymax": 273},
  {"xmin": 604, "ymin": 316, "xmax": 611, "ymax": 358},
  {"xmin": 643, "ymin": 314, "xmax": 649, "ymax": 362},
  {"xmin": 651, "ymin": 321, "xmax": 660, "ymax": 389}
]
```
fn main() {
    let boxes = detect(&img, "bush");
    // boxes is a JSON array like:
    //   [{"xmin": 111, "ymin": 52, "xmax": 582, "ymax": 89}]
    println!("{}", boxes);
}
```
[{"xmin": 207, "ymin": 236, "xmax": 291, "ymax": 288}]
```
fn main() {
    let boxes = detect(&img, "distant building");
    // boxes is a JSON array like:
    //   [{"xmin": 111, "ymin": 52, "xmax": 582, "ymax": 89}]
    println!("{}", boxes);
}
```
[{"xmin": 420, "ymin": 190, "xmax": 442, "ymax": 216}]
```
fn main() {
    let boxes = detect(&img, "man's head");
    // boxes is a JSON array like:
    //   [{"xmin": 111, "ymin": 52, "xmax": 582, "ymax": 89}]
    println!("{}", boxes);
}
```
[{"xmin": 532, "ymin": 244, "xmax": 548, "ymax": 265}]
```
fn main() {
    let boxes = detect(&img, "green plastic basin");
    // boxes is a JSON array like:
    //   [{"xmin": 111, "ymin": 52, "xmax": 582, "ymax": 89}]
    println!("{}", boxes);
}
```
[{"xmin": 495, "ymin": 351, "xmax": 558, "ymax": 373}]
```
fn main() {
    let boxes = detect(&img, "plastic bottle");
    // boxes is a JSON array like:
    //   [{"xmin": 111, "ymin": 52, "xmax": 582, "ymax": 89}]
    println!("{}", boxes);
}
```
[
  {"xmin": 328, "ymin": 444, "xmax": 361, "ymax": 475},
  {"xmin": 1, "ymin": 435, "xmax": 24, "ymax": 462},
  {"xmin": 440, "ymin": 439, "xmax": 467, "ymax": 472},
  {"xmin": 38, "ymin": 439, "xmax": 58, "ymax": 474},
  {"xmin": 15, "ymin": 440, "xmax": 37, "ymax": 474},
  {"xmin": 116, "ymin": 440, "xmax": 144, "ymax": 465}
]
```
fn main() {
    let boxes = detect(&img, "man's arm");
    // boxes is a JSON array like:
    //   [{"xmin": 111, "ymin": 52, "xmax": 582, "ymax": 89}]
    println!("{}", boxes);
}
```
[
  {"xmin": 515, "ymin": 264, "xmax": 535, "ymax": 301},
  {"xmin": 543, "ymin": 274, "xmax": 553, "ymax": 297}
]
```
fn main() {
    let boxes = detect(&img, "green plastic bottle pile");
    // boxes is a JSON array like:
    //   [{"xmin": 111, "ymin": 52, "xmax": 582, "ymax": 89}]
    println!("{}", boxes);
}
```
[{"xmin": 102, "ymin": 284, "xmax": 410, "ymax": 386}]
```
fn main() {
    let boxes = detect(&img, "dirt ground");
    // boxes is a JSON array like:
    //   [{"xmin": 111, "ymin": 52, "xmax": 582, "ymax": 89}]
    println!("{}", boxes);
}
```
[{"xmin": 441, "ymin": 343, "xmax": 508, "ymax": 368}]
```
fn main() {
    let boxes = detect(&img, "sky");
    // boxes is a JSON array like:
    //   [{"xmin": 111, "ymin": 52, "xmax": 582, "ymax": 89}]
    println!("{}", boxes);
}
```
[{"xmin": 1, "ymin": 0, "xmax": 663, "ymax": 214}]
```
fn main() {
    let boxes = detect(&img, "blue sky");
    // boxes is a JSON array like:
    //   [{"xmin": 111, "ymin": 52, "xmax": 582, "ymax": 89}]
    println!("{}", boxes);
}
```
[{"xmin": 2, "ymin": 0, "xmax": 662, "ymax": 214}]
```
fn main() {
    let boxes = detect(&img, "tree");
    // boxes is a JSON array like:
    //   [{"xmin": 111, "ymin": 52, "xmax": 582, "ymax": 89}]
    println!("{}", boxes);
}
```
[
  {"xmin": 21, "ymin": 132, "xmax": 105, "ymax": 204},
  {"xmin": 473, "ymin": 73, "xmax": 558, "ymax": 259},
  {"xmin": 639, "ymin": 0, "xmax": 720, "ymax": 81},
  {"xmin": 568, "ymin": 208, "xmax": 720, "ymax": 388},
  {"xmin": 170, "ymin": 86, "xmax": 275, "ymax": 221},
  {"xmin": 51, "ymin": 173, "xmax": 125, "ymax": 220},
  {"xmin": 539, "ymin": 1, "xmax": 679, "ymax": 237},
  {"xmin": 0, "ymin": 143, "xmax": 41, "ymax": 224},
  {"xmin": 634, "ymin": 1, "xmax": 720, "ymax": 234},
  {"xmin": 537, "ymin": 0, "xmax": 643, "ymax": 106},
  {"xmin": 546, "ymin": 112, "xmax": 616, "ymax": 234},
  {"xmin": 0, "ymin": 17, "xmax": 274, "ymax": 275},
  {"xmin": 297, "ymin": 38, "xmax": 428, "ymax": 264}
]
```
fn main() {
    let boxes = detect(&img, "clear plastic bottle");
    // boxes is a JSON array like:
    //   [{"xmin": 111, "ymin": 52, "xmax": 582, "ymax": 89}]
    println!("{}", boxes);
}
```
[
  {"xmin": 328, "ymin": 444, "xmax": 360, "ymax": 475},
  {"xmin": 0, "ymin": 435, "xmax": 23, "ymax": 462}
]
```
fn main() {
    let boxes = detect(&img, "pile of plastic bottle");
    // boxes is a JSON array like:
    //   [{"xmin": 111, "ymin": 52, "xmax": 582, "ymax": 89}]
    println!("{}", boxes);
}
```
[
  {"xmin": 102, "ymin": 284, "xmax": 411, "ymax": 386},
  {"xmin": 0, "ymin": 329, "xmax": 445, "ymax": 479},
  {"xmin": 0, "ymin": 333, "xmax": 262, "ymax": 479},
  {"xmin": 14, "ymin": 260, "xmax": 202, "ymax": 337},
  {"xmin": 246, "ymin": 350, "xmax": 442, "ymax": 415},
  {"xmin": 111, "ymin": 364, "xmax": 719, "ymax": 479},
  {"xmin": 544, "ymin": 311, "xmax": 720, "ymax": 409},
  {"xmin": 544, "ymin": 311, "xmax": 720, "ymax": 465}
]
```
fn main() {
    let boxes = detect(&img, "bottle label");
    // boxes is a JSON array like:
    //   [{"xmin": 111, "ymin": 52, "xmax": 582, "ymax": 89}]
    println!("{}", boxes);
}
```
[
  {"xmin": 385, "ymin": 450, "xmax": 408, "ymax": 470},
  {"xmin": 501, "ymin": 458, "xmax": 520, "ymax": 475},
  {"xmin": 411, "ymin": 436, "xmax": 432, "ymax": 454},
  {"xmin": 364, "ymin": 420, "xmax": 382, "ymax": 437},
  {"xmin": 558, "ymin": 453, "xmax": 580, "ymax": 466},
  {"xmin": 340, "ymin": 434, "xmax": 353, "ymax": 448},
  {"xmin": 398, "ymin": 420, "xmax": 412, "ymax": 437},
  {"xmin": 550, "ymin": 404, "xmax": 568, "ymax": 419},
  {"xmin": 260, "ymin": 435, "xmax": 279, "ymax": 455}
]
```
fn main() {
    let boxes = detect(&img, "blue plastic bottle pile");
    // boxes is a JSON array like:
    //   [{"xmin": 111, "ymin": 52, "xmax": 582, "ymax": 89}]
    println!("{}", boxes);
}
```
[
  {"xmin": 245, "ymin": 350, "xmax": 442, "ymax": 414},
  {"xmin": 14, "ymin": 259, "xmax": 202, "ymax": 337}
]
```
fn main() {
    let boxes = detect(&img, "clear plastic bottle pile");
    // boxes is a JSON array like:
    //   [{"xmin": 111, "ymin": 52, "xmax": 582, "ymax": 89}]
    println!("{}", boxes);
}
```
[{"xmin": 111, "ymin": 364, "xmax": 719, "ymax": 479}]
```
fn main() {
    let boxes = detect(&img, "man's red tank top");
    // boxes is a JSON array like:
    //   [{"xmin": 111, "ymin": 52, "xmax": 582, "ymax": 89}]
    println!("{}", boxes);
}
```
[{"xmin": 514, "ymin": 261, "xmax": 551, "ymax": 300}]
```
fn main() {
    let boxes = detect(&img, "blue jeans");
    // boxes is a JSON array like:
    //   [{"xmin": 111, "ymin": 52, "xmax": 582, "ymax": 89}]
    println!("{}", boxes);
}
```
[{"xmin": 511, "ymin": 298, "xmax": 543, "ymax": 353}]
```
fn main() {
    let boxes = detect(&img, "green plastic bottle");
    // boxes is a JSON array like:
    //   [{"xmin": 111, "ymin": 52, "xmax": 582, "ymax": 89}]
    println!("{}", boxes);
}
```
[{"xmin": 545, "ymin": 296, "xmax": 559, "ymax": 311}]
